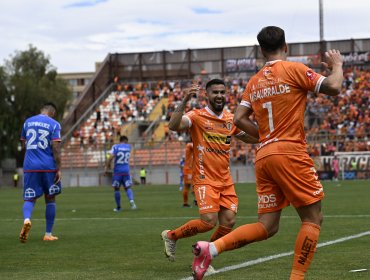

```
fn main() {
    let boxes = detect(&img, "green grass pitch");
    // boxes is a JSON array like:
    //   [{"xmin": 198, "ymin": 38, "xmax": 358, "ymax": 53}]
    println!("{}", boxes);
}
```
[{"xmin": 1, "ymin": 180, "xmax": 369, "ymax": 279}]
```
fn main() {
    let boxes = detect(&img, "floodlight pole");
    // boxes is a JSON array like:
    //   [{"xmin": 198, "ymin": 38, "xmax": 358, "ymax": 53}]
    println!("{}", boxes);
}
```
[
  {"xmin": 319, "ymin": 0, "xmax": 326, "ymax": 69},
  {"xmin": 319, "ymin": 0, "xmax": 324, "ymax": 42}
]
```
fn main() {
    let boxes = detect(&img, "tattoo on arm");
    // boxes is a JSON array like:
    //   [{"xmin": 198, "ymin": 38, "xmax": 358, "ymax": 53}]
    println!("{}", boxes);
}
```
[
  {"xmin": 169, "ymin": 100, "xmax": 188, "ymax": 131},
  {"xmin": 236, "ymin": 133, "xmax": 259, "ymax": 144},
  {"xmin": 174, "ymin": 102, "xmax": 186, "ymax": 113}
]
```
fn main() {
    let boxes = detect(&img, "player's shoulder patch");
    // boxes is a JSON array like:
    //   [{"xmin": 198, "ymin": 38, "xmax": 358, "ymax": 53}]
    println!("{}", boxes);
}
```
[{"xmin": 305, "ymin": 69, "xmax": 317, "ymax": 81}]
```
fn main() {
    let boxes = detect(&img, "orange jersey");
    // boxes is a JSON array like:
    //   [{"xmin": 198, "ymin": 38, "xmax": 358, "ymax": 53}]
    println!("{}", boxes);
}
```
[
  {"xmin": 241, "ymin": 60, "xmax": 325, "ymax": 161},
  {"xmin": 184, "ymin": 106, "xmax": 244, "ymax": 186},
  {"xmin": 183, "ymin": 142, "xmax": 193, "ymax": 175}
]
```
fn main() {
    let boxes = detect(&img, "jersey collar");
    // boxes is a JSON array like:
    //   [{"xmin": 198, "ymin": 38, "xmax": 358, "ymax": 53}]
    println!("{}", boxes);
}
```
[
  {"xmin": 265, "ymin": 59, "xmax": 282, "ymax": 66},
  {"xmin": 205, "ymin": 106, "xmax": 224, "ymax": 119}
]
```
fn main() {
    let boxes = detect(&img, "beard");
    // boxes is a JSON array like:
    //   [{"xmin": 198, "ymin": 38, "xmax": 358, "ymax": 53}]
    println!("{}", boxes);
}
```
[{"xmin": 210, "ymin": 99, "xmax": 225, "ymax": 113}]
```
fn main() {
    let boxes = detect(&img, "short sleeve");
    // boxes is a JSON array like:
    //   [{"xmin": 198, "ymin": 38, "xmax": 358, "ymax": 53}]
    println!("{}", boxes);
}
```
[
  {"xmin": 289, "ymin": 63, "xmax": 325, "ymax": 94},
  {"xmin": 51, "ymin": 122, "xmax": 62, "ymax": 141}
]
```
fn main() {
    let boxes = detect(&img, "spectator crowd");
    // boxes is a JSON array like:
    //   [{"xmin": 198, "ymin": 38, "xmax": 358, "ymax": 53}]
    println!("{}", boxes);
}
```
[{"xmin": 69, "ymin": 67, "xmax": 369, "ymax": 165}]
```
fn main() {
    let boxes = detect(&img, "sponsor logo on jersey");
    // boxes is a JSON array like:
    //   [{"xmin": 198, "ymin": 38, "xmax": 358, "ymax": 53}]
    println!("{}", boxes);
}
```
[
  {"xmin": 199, "ymin": 205, "xmax": 213, "ymax": 211},
  {"xmin": 258, "ymin": 194, "xmax": 277, "ymax": 209},
  {"xmin": 203, "ymin": 132, "xmax": 231, "ymax": 144},
  {"xmin": 263, "ymin": 68, "xmax": 272, "ymax": 77},
  {"xmin": 313, "ymin": 187, "xmax": 323, "ymax": 196},
  {"xmin": 230, "ymin": 203, "xmax": 237, "ymax": 212},
  {"xmin": 257, "ymin": 137, "xmax": 279, "ymax": 150},
  {"xmin": 305, "ymin": 69, "xmax": 317, "ymax": 81},
  {"xmin": 205, "ymin": 147, "xmax": 229, "ymax": 155},
  {"xmin": 204, "ymin": 120, "xmax": 214, "ymax": 130},
  {"xmin": 197, "ymin": 145, "xmax": 205, "ymax": 178},
  {"xmin": 222, "ymin": 121, "xmax": 233, "ymax": 131}
]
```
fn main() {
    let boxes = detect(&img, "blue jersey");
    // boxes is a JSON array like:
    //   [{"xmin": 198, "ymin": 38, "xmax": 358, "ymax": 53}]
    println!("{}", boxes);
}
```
[
  {"xmin": 21, "ymin": 114, "xmax": 61, "ymax": 172},
  {"xmin": 179, "ymin": 158, "xmax": 185, "ymax": 177},
  {"xmin": 110, "ymin": 143, "xmax": 131, "ymax": 175}
]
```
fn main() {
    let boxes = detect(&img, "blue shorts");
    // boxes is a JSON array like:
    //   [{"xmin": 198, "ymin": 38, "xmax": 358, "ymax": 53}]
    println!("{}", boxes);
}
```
[
  {"xmin": 23, "ymin": 172, "xmax": 62, "ymax": 200},
  {"xmin": 112, "ymin": 174, "xmax": 132, "ymax": 188}
]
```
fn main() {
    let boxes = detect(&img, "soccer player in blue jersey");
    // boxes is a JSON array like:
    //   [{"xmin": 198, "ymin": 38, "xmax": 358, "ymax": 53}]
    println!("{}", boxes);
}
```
[
  {"xmin": 19, "ymin": 102, "xmax": 62, "ymax": 243},
  {"xmin": 105, "ymin": 135, "xmax": 137, "ymax": 211},
  {"xmin": 179, "ymin": 156, "xmax": 185, "ymax": 191}
]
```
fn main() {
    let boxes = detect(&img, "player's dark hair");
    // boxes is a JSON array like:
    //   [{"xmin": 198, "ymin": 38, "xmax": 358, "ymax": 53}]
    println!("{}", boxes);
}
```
[
  {"xmin": 257, "ymin": 26, "xmax": 286, "ymax": 53},
  {"xmin": 42, "ymin": 102, "xmax": 57, "ymax": 114},
  {"xmin": 205, "ymin": 79, "xmax": 225, "ymax": 90},
  {"xmin": 120, "ymin": 135, "xmax": 128, "ymax": 142}
]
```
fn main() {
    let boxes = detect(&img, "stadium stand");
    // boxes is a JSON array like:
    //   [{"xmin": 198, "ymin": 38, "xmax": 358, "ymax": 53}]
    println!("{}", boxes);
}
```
[
  {"xmin": 61, "ymin": 67, "xmax": 369, "ymax": 170},
  {"xmin": 60, "ymin": 38, "xmax": 370, "ymax": 170}
]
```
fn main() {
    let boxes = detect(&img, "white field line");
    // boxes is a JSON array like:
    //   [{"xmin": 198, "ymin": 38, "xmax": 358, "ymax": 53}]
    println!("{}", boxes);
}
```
[
  {"xmin": 180, "ymin": 230, "xmax": 370, "ymax": 280},
  {"xmin": 2, "ymin": 214, "xmax": 370, "ymax": 222},
  {"xmin": 2, "ymin": 215, "xmax": 368, "ymax": 278}
]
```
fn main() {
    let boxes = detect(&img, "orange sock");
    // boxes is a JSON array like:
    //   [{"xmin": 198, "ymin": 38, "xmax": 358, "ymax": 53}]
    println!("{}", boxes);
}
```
[
  {"xmin": 290, "ymin": 222, "xmax": 320, "ymax": 280},
  {"xmin": 182, "ymin": 187, "xmax": 189, "ymax": 204},
  {"xmin": 214, "ymin": 222, "xmax": 268, "ymax": 253},
  {"xmin": 210, "ymin": 225, "xmax": 232, "ymax": 242},
  {"xmin": 168, "ymin": 219, "xmax": 214, "ymax": 241}
]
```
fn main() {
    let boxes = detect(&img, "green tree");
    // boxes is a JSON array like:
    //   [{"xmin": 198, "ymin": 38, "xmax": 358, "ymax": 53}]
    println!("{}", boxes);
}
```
[{"xmin": 0, "ymin": 45, "xmax": 72, "ymax": 166}]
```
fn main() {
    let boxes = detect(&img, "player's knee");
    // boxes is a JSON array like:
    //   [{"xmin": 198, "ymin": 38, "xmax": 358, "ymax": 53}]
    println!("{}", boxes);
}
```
[
  {"xmin": 223, "ymin": 217, "xmax": 236, "ymax": 228},
  {"xmin": 114, "ymin": 187, "xmax": 120, "ymax": 191},
  {"xmin": 45, "ymin": 195, "xmax": 55, "ymax": 203},
  {"xmin": 201, "ymin": 216, "xmax": 218, "ymax": 228},
  {"xmin": 260, "ymin": 221, "xmax": 280, "ymax": 237},
  {"xmin": 318, "ymin": 212, "xmax": 324, "ymax": 226},
  {"xmin": 267, "ymin": 224, "xmax": 279, "ymax": 237}
]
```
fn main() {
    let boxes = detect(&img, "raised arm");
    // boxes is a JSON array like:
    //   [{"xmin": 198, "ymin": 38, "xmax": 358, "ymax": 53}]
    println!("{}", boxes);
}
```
[
  {"xmin": 168, "ymin": 85, "xmax": 199, "ymax": 131},
  {"xmin": 319, "ymin": 49, "xmax": 344, "ymax": 96},
  {"xmin": 233, "ymin": 105, "xmax": 259, "ymax": 139}
]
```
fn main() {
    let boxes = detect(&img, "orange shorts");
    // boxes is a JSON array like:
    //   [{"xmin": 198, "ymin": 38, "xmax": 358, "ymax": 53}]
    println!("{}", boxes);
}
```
[
  {"xmin": 255, "ymin": 153, "xmax": 324, "ymax": 213},
  {"xmin": 193, "ymin": 184, "xmax": 238, "ymax": 215},
  {"xmin": 184, "ymin": 173, "xmax": 192, "ymax": 185}
]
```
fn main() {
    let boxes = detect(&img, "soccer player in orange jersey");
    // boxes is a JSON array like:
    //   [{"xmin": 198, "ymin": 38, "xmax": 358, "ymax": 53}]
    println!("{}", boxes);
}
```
[
  {"xmin": 182, "ymin": 141, "xmax": 194, "ymax": 207},
  {"xmin": 161, "ymin": 79, "xmax": 259, "ymax": 263},
  {"xmin": 191, "ymin": 26, "xmax": 344, "ymax": 280}
]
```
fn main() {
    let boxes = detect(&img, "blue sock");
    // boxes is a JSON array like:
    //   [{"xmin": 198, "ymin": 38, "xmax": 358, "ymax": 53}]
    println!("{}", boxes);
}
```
[
  {"xmin": 114, "ymin": 190, "xmax": 121, "ymax": 208},
  {"xmin": 23, "ymin": 201, "xmax": 35, "ymax": 220},
  {"xmin": 45, "ymin": 202, "xmax": 56, "ymax": 233},
  {"xmin": 125, "ymin": 188, "xmax": 134, "ymax": 201}
]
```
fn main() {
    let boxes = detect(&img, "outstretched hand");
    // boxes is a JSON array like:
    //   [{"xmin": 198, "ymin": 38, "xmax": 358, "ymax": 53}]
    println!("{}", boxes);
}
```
[
  {"xmin": 183, "ymin": 84, "xmax": 200, "ymax": 103},
  {"xmin": 321, "ymin": 49, "xmax": 343, "ymax": 70}
]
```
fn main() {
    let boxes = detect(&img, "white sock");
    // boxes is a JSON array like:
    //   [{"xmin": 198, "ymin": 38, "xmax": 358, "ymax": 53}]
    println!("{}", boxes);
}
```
[
  {"xmin": 24, "ymin": 218, "xmax": 30, "ymax": 224},
  {"xmin": 45, "ymin": 232, "xmax": 52, "ymax": 236},
  {"xmin": 209, "ymin": 242, "xmax": 218, "ymax": 258}
]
